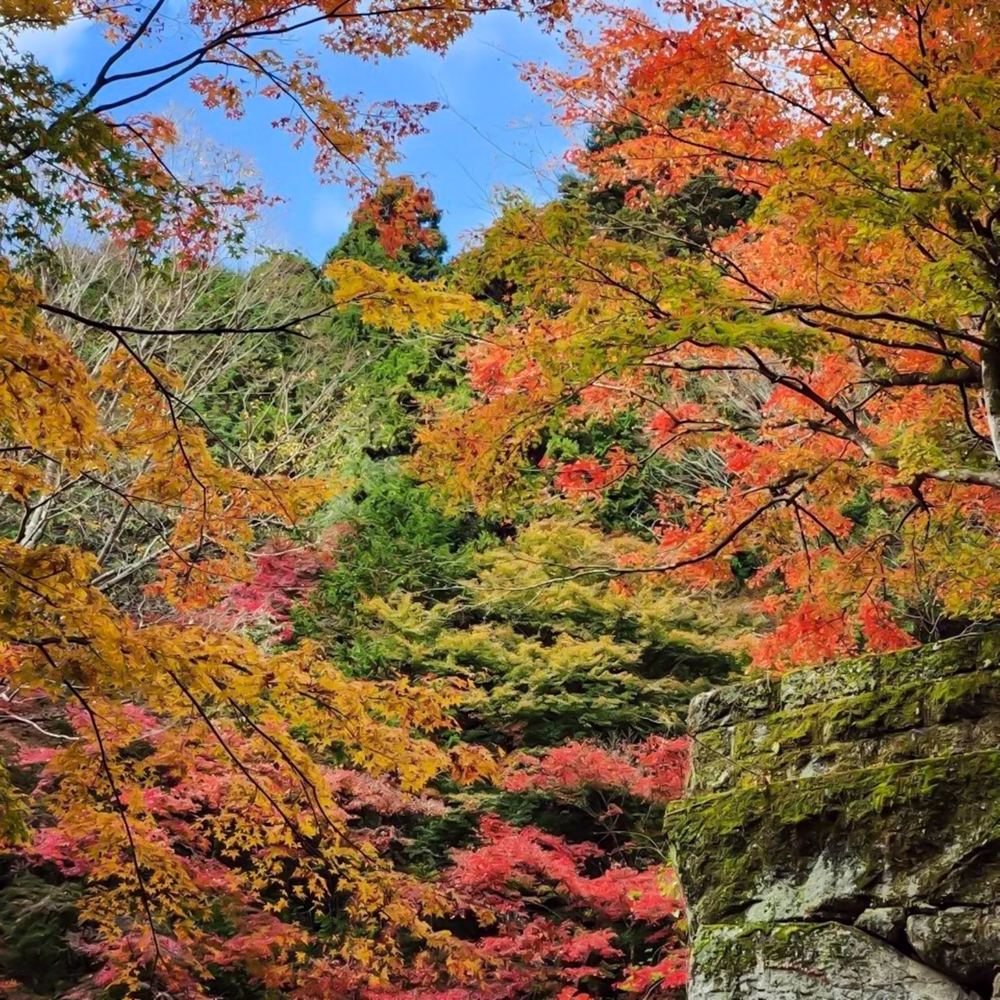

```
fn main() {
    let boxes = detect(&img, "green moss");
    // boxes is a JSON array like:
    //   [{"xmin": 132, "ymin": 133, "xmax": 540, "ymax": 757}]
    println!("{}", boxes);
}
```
[
  {"xmin": 729, "ymin": 684, "xmax": 923, "ymax": 759},
  {"xmin": 696, "ymin": 727, "xmax": 732, "ymax": 758},
  {"xmin": 688, "ymin": 727, "xmax": 737, "ymax": 791},
  {"xmin": 692, "ymin": 635, "xmax": 993, "ymax": 737},
  {"xmin": 727, "ymin": 714, "xmax": 1000, "ymax": 792},
  {"xmin": 671, "ymin": 747, "xmax": 1000, "ymax": 845},
  {"xmin": 925, "ymin": 670, "xmax": 1000, "ymax": 723},
  {"xmin": 777, "ymin": 634, "xmax": 987, "ymax": 711},
  {"xmin": 681, "ymin": 638, "xmax": 1000, "ymax": 940},
  {"xmin": 667, "ymin": 748, "xmax": 1000, "ymax": 922},
  {"xmin": 730, "ymin": 711, "xmax": 812, "ymax": 758},
  {"xmin": 715, "ymin": 670, "xmax": 1000, "ymax": 782},
  {"xmin": 692, "ymin": 922, "xmax": 882, "ymax": 978},
  {"xmin": 692, "ymin": 922, "xmax": 811, "ymax": 983}
]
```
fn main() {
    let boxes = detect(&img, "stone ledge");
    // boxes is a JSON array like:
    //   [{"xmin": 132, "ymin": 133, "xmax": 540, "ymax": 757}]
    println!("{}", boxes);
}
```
[
  {"xmin": 688, "ymin": 633, "xmax": 997, "ymax": 733},
  {"xmin": 668, "ymin": 747, "xmax": 1000, "ymax": 925},
  {"xmin": 677, "ymin": 637, "xmax": 1000, "ymax": 998},
  {"xmin": 692, "ymin": 670, "xmax": 1000, "ymax": 792},
  {"xmin": 697, "ymin": 716, "xmax": 1000, "ymax": 793}
]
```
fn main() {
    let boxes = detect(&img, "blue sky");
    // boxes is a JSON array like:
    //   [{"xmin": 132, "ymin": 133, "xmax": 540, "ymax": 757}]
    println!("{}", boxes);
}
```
[{"xmin": 16, "ymin": 11, "xmax": 578, "ymax": 262}]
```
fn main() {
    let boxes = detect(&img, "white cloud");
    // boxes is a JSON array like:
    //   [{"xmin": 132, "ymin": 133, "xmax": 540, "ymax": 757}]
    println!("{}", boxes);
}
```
[{"xmin": 13, "ymin": 18, "xmax": 91, "ymax": 77}]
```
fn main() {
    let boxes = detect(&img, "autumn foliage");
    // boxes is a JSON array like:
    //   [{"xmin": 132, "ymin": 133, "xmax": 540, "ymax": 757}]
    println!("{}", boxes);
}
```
[
  {"xmin": 0, "ymin": 0, "xmax": 626, "ymax": 996},
  {"xmin": 416, "ymin": 0, "xmax": 1000, "ymax": 668},
  {"xmin": 0, "ymin": 250, "xmax": 485, "ymax": 994},
  {"xmin": 8, "ymin": 0, "xmax": 1000, "ymax": 997},
  {"xmin": 0, "ymin": 39, "xmax": 687, "ymax": 992},
  {"xmin": 356, "ymin": 178, "xmax": 447, "ymax": 263}
]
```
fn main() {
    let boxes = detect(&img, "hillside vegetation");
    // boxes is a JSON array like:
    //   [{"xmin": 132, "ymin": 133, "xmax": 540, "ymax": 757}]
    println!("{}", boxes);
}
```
[{"xmin": 3, "ymin": 2, "xmax": 1000, "ymax": 998}]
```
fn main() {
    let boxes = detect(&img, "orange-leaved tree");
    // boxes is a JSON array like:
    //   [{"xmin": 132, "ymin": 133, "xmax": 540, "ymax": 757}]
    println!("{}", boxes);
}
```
[
  {"xmin": 0, "ymin": 0, "xmax": 568, "ymax": 264},
  {"xmin": 414, "ymin": 0, "xmax": 1000, "ymax": 668}
]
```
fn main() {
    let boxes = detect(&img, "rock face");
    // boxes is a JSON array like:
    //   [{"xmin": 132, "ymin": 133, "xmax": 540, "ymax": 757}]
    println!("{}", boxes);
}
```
[
  {"xmin": 666, "ymin": 633, "xmax": 1000, "ymax": 999},
  {"xmin": 691, "ymin": 923, "xmax": 972, "ymax": 1000}
]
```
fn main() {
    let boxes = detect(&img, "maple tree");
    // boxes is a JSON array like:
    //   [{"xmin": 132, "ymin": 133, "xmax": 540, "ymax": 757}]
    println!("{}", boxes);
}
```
[
  {"xmin": 331, "ymin": 176, "xmax": 449, "ymax": 280},
  {"xmin": 0, "ymin": 248, "xmax": 497, "ymax": 995},
  {"xmin": 438, "ymin": 812, "xmax": 687, "ymax": 1000},
  {"xmin": 0, "ymin": 0, "xmax": 568, "ymax": 264},
  {"xmin": 413, "ymin": 0, "xmax": 1000, "ymax": 667},
  {"xmin": 0, "ymin": 0, "xmax": 581, "ymax": 992}
]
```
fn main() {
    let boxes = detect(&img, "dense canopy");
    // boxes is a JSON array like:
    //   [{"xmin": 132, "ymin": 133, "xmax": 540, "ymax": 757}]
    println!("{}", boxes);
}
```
[{"xmin": 2, "ymin": 1, "xmax": 1000, "ymax": 998}]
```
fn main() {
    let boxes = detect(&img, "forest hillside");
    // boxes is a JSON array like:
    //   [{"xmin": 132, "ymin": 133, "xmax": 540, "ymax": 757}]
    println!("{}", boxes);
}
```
[{"xmin": 2, "ymin": 2, "xmax": 1000, "ymax": 999}]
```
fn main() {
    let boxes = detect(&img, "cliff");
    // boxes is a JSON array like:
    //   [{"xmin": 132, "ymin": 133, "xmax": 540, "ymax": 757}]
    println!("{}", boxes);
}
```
[{"xmin": 667, "ymin": 633, "xmax": 1000, "ymax": 999}]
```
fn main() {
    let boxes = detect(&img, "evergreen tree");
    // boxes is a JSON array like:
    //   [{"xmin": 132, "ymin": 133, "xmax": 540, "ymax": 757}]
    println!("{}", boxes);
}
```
[{"xmin": 325, "ymin": 176, "xmax": 447, "ymax": 280}]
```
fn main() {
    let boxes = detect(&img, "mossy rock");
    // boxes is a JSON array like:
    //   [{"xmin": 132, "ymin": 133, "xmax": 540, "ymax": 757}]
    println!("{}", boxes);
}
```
[
  {"xmin": 690, "ymin": 922, "xmax": 972, "ymax": 1000},
  {"xmin": 681, "ymin": 638, "xmax": 1000, "ymax": 997},
  {"xmin": 779, "ymin": 634, "xmax": 999, "ymax": 711},
  {"xmin": 689, "ymin": 642, "xmax": 1000, "ymax": 795},
  {"xmin": 667, "ymin": 748, "xmax": 1000, "ymax": 924},
  {"xmin": 699, "ymin": 715, "xmax": 1000, "ymax": 793},
  {"xmin": 687, "ymin": 634, "xmax": 995, "ymax": 735}
]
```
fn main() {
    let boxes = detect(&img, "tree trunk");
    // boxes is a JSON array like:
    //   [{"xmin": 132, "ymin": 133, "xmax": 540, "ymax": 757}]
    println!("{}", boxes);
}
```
[{"xmin": 981, "ymin": 314, "xmax": 1000, "ymax": 465}]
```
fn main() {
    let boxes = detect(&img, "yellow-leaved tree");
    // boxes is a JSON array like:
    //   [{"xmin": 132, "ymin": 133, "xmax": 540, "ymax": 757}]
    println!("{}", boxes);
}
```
[
  {"xmin": 0, "ymin": 0, "xmax": 514, "ymax": 992},
  {"xmin": 0, "ymin": 240, "xmax": 494, "ymax": 995}
]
